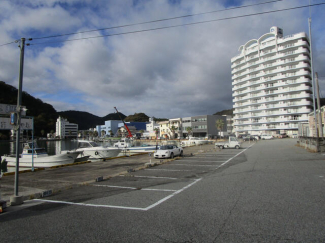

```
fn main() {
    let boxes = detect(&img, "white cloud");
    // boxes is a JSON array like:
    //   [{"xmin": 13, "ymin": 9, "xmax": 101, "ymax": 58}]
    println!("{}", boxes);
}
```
[{"xmin": 0, "ymin": 0, "xmax": 324, "ymax": 119}]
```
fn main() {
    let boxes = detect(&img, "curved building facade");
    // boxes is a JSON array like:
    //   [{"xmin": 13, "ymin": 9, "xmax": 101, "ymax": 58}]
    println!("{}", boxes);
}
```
[{"xmin": 231, "ymin": 27, "xmax": 313, "ymax": 137}]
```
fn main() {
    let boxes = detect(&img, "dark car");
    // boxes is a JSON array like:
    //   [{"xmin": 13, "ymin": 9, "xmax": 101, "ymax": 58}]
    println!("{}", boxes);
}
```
[
  {"xmin": 243, "ymin": 135, "xmax": 257, "ymax": 141},
  {"xmin": 279, "ymin": 133, "xmax": 289, "ymax": 138}
]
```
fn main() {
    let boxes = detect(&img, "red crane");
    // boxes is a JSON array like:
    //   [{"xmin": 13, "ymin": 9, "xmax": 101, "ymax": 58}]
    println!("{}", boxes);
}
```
[{"xmin": 114, "ymin": 107, "xmax": 133, "ymax": 138}]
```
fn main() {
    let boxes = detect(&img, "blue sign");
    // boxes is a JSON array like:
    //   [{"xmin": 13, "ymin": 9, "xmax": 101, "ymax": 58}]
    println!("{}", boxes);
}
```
[{"xmin": 10, "ymin": 112, "xmax": 16, "ymax": 125}]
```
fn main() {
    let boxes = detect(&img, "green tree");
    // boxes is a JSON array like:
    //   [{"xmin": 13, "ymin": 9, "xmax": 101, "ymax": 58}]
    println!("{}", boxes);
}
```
[
  {"xmin": 93, "ymin": 130, "xmax": 98, "ymax": 137},
  {"xmin": 154, "ymin": 128, "xmax": 159, "ymax": 139},
  {"xmin": 170, "ymin": 126, "xmax": 177, "ymax": 139},
  {"xmin": 109, "ymin": 130, "xmax": 113, "ymax": 137},
  {"xmin": 101, "ymin": 130, "xmax": 106, "ymax": 137},
  {"xmin": 186, "ymin": 127, "xmax": 192, "ymax": 138},
  {"xmin": 215, "ymin": 119, "xmax": 225, "ymax": 138}
]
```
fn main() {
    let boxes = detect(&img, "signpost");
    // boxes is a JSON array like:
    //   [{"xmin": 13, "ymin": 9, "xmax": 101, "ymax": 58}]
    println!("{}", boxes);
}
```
[{"xmin": 0, "ymin": 117, "xmax": 32, "ymax": 130}]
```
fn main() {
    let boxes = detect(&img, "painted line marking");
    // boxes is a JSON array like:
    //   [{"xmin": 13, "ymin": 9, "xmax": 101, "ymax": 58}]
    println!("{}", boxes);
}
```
[
  {"xmin": 33, "ymin": 199, "xmax": 147, "ymax": 211},
  {"xmin": 144, "ymin": 178, "xmax": 202, "ymax": 210},
  {"xmin": 92, "ymin": 184, "xmax": 177, "ymax": 192},
  {"xmin": 178, "ymin": 160, "xmax": 226, "ymax": 163},
  {"xmin": 216, "ymin": 144, "xmax": 254, "ymax": 169},
  {"xmin": 169, "ymin": 164, "xmax": 216, "ymax": 167},
  {"xmin": 145, "ymin": 169, "xmax": 192, "ymax": 172},
  {"xmin": 34, "ymin": 178, "xmax": 202, "ymax": 211},
  {"xmin": 128, "ymin": 175, "xmax": 179, "ymax": 180}
]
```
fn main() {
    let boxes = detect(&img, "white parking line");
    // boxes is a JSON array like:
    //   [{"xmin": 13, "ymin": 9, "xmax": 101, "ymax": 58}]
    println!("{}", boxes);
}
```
[
  {"xmin": 92, "ymin": 184, "xmax": 177, "ymax": 192},
  {"xmin": 144, "ymin": 178, "xmax": 202, "ymax": 210},
  {"xmin": 170, "ymin": 164, "xmax": 216, "ymax": 167},
  {"xmin": 217, "ymin": 145, "xmax": 254, "ymax": 169},
  {"xmin": 178, "ymin": 160, "xmax": 226, "ymax": 163},
  {"xmin": 130, "ymin": 175, "xmax": 179, "ymax": 180},
  {"xmin": 34, "ymin": 178, "xmax": 202, "ymax": 211},
  {"xmin": 33, "ymin": 199, "xmax": 148, "ymax": 211},
  {"xmin": 145, "ymin": 169, "xmax": 192, "ymax": 172}
]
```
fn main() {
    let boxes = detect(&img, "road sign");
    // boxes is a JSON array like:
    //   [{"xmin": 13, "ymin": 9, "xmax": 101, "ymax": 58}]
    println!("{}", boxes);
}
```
[
  {"xmin": 0, "ymin": 117, "xmax": 32, "ymax": 130},
  {"xmin": 0, "ymin": 104, "xmax": 26, "ymax": 116}
]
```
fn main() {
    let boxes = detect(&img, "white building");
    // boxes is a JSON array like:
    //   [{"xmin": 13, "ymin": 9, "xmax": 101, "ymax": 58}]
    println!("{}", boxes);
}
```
[
  {"xmin": 232, "ymin": 26, "xmax": 313, "ymax": 137},
  {"xmin": 143, "ymin": 117, "xmax": 160, "ymax": 138},
  {"xmin": 56, "ymin": 116, "xmax": 78, "ymax": 139}
]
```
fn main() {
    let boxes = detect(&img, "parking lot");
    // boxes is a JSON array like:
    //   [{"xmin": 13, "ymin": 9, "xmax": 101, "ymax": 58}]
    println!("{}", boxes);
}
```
[{"xmin": 34, "ymin": 144, "xmax": 253, "ymax": 211}]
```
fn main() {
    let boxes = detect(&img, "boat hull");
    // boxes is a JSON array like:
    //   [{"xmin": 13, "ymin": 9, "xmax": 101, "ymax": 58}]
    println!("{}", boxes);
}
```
[
  {"xmin": 76, "ymin": 148, "xmax": 122, "ymax": 160},
  {"xmin": 4, "ymin": 152, "xmax": 79, "ymax": 168}
]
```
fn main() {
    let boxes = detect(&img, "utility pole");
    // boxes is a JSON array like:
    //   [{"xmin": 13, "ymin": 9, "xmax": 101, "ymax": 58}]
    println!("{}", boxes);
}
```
[
  {"xmin": 316, "ymin": 72, "xmax": 323, "ymax": 139},
  {"xmin": 10, "ymin": 38, "xmax": 25, "ymax": 206},
  {"xmin": 309, "ymin": 18, "xmax": 319, "ymax": 151}
]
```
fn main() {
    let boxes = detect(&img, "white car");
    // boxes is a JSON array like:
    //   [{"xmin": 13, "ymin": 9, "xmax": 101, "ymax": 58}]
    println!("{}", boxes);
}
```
[
  {"xmin": 261, "ymin": 134, "xmax": 273, "ymax": 140},
  {"xmin": 154, "ymin": 145, "xmax": 183, "ymax": 159}
]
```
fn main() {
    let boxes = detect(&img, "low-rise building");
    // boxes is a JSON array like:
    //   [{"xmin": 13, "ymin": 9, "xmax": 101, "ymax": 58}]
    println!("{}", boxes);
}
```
[{"xmin": 96, "ymin": 120, "xmax": 122, "ymax": 137}]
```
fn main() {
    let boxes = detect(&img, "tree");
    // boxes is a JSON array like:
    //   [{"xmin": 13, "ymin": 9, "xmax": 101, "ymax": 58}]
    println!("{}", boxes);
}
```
[
  {"xmin": 109, "ymin": 130, "xmax": 113, "ymax": 137},
  {"xmin": 93, "ymin": 131, "xmax": 98, "ymax": 137},
  {"xmin": 170, "ymin": 126, "xmax": 177, "ymax": 139},
  {"xmin": 101, "ymin": 130, "xmax": 106, "ymax": 137},
  {"xmin": 154, "ymin": 128, "xmax": 159, "ymax": 139},
  {"xmin": 186, "ymin": 127, "xmax": 193, "ymax": 138},
  {"xmin": 215, "ymin": 119, "xmax": 225, "ymax": 138}
]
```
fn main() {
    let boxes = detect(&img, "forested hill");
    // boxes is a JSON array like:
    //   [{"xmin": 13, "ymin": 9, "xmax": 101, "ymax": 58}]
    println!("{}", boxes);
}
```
[
  {"xmin": 214, "ymin": 108, "xmax": 234, "ymax": 116},
  {"xmin": 0, "ymin": 81, "xmax": 126, "ymax": 137},
  {"xmin": 0, "ymin": 81, "xmax": 57, "ymax": 138},
  {"xmin": 57, "ymin": 110, "xmax": 126, "ymax": 130}
]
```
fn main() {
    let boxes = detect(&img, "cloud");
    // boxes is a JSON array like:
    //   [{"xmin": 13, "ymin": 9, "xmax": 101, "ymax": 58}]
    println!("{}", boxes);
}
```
[{"xmin": 0, "ymin": 0, "xmax": 324, "ymax": 119}]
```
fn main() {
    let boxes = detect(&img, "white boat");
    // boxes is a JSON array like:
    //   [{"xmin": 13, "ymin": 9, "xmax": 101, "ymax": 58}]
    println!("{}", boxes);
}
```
[
  {"xmin": 3, "ymin": 143, "xmax": 80, "ymax": 168},
  {"xmin": 76, "ymin": 140, "xmax": 122, "ymax": 160},
  {"xmin": 113, "ymin": 138, "xmax": 159, "ymax": 154},
  {"xmin": 180, "ymin": 137, "xmax": 209, "ymax": 147}
]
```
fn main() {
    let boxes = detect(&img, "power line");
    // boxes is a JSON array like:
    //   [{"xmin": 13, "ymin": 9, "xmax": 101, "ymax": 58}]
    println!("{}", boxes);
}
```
[
  {"xmin": 0, "ymin": 39, "xmax": 19, "ymax": 47},
  {"xmin": 28, "ymin": 2, "xmax": 325, "ymax": 46},
  {"xmin": 29, "ymin": 0, "xmax": 284, "ymax": 41}
]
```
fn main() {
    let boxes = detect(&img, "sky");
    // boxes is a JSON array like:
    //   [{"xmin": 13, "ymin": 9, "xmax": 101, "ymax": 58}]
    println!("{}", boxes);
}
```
[{"xmin": 0, "ymin": 0, "xmax": 325, "ymax": 119}]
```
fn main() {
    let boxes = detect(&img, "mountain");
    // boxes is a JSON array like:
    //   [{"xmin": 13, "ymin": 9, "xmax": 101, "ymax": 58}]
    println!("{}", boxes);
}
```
[
  {"xmin": 58, "ymin": 110, "xmax": 126, "ymax": 130},
  {"xmin": 0, "ymin": 81, "xmax": 127, "ymax": 138},
  {"xmin": 214, "ymin": 108, "xmax": 234, "ymax": 116},
  {"xmin": 124, "ymin": 113, "xmax": 149, "ymax": 122},
  {"xmin": 0, "ymin": 81, "xmax": 58, "ymax": 138}
]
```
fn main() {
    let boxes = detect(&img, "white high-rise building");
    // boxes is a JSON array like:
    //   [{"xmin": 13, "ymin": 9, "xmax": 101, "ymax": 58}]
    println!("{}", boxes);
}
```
[{"xmin": 232, "ymin": 27, "xmax": 313, "ymax": 137}]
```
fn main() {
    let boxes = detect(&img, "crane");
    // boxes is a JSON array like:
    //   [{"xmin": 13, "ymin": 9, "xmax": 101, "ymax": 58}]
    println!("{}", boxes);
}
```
[{"xmin": 114, "ymin": 107, "xmax": 133, "ymax": 138}]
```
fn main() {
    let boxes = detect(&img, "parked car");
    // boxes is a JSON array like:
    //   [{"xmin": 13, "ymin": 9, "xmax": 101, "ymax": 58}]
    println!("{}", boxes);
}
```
[
  {"xmin": 261, "ymin": 134, "xmax": 273, "ymax": 140},
  {"xmin": 154, "ymin": 145, "xmax": 183, "ymax": 159},
  {"xmin": 253, "ymin": 135, "xmax": 261, "ymax": 140},
  {"xmin": 278, "ymin": 133, "xmax": 289, "ymax": 138},
  {"xmin": 243, "ymin": 135, "xmax": 257, "ymax": 141}
]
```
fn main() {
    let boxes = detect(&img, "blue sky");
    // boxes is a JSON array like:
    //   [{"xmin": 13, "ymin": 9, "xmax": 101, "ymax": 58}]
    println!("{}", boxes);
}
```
[{"xmin": 0, "ymin": 0, "xmax": 325, "ymax": 118}]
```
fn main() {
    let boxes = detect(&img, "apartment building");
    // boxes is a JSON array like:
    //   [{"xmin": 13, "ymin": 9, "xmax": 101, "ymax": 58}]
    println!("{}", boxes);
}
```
[
  {"xmin": 56, "ymin": 116, "xmax": 78, "ymax": 139},
  {"xmin": 232, "ymin": 26, "xmax": 313, "ymax": 137}
]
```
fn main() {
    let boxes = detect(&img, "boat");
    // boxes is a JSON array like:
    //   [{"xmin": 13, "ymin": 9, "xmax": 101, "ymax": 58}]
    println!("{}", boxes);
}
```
[
  {"xmin": 3, "ymin": 142, "xmax": 80, "ymax": 168},
  {"xmin": 180, "ymin": 137, "xmax": 209, "ymax": 147},
  {"xmin": 113, "ymin": 138, "xmax": 159, "ymax": 154},
  {"xmin": 76, "ymin": 140, "xmax": 122, "ymax": 160}
]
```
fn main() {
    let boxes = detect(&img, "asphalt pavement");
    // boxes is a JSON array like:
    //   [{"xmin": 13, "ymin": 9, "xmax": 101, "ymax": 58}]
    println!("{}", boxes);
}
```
[{"xmin": 1, "ymin": 139, "xmax": 325, "ymax": 242}]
